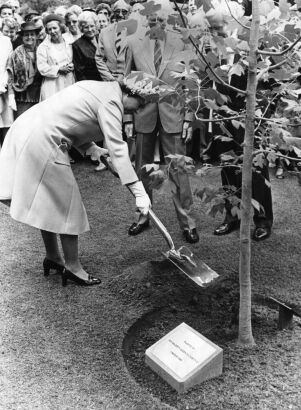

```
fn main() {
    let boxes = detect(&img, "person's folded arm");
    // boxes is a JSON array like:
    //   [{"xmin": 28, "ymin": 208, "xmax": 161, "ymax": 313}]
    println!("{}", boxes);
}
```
[
  {"xmin": 72, "ymin": 43, "xmax": 86, "ymax": 82},
  {"xmin": 95, "ymin": 32, "xmax": 115, "ymax": 82},
  {"xmin": 37, "ymin": 43, "xmax": 60, "ymax": 78}
]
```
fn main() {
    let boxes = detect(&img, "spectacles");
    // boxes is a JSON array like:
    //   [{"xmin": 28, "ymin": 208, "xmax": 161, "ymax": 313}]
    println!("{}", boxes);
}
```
[
  {"xmin": 114, "ymin": 9, "xmax": 128, "ymax": 15},
  {"xmin": 23, "ymin": 32, "xmax": 36, "ymax": 37}
]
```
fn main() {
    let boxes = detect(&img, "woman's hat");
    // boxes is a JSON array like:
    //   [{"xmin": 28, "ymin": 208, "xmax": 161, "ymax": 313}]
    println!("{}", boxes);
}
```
[
  {"xmin": 20, "ymin": 21, "xmax": 42, "ymax": 34},
  {"xmin": 43, "ymin": 13, "xmax": 64, "ymax": 26},
  {"xmin": 82, "ymin": 7, "xmax": 96, "ymax": 13},
  {"xmin": 122, "ymin": 71, "xmax": 164, "ymax": 103},
  {"xmin": 24, "ymin": 9, "xmax": 40, "ymax": 22}
]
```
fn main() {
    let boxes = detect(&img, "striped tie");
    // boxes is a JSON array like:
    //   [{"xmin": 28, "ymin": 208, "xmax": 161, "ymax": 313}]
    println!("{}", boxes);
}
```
[
  {"xmin": 115, "ymin": 30, "xmax": 122, "ymax": 54},
  {"xmin": 154, "ymin": 39, "xmax": 162, "ymax": 75}
]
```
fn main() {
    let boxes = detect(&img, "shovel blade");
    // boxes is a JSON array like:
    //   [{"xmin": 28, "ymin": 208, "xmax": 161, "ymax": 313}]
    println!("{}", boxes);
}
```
[{"xmin": 162, "ymin": 251, "xmax": 219, "ymax": 287}]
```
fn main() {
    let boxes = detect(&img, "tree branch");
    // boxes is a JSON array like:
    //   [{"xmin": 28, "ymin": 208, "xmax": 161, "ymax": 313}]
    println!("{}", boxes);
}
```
[
  {"xmin": 224, "ymin": 0, "xmax": 250, "ymax": 30},
  {"xmin": 195, "ymin": 114, "xmax": 245, "ymax": 122},
  {"xmin": 255, "ymin": 150, "xmax": 301, "ymax": 162},
  {"xmin": 255, "ymin": 116, "xmax": 301, "ymax": 127},
  {"xmin": 258, "ymin": 35, "xmax": 301, "ymax": 56},
  {"xmin": 172, "ymin": 0, "xmax": 247, "ymax": 95}
]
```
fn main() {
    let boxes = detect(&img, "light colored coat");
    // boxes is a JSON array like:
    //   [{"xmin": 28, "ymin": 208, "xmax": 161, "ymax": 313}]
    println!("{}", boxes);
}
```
[
  {"xmin": 0, "ymin": 81, "xmax": 138, "ymax": 234},
  {"xmin": 95, "ymin": 23, "xmax": 121, "ymax": 81},
  {"xmin": 123, "ymin": 31, "xmax": 194, "ymax": 134},
  {"xmin": 0, "ymin": 35, "xmax": 14, "ymax": 128},
  {"xmin": 37, "ymin": 34, "xmax": 75, "ymax": 101}
]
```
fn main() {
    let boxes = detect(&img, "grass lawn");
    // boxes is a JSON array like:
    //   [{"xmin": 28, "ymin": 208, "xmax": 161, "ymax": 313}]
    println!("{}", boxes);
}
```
[{"xmin": 0, "ymin": 160, "xmax": 300, "ymax": 410}]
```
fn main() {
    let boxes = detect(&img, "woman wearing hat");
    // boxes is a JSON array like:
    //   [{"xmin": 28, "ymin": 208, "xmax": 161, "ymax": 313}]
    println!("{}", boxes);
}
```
[
  {"xmin": 0, "ymin": 77, "xmax": 154, "ymax": 286},
  {"xmin": 37, "ymin": 14, "xmax": 75, "ymax": 101},
  {"xmin": 7, "ymin": 22, "xmax": 43, "ymax": 117}
]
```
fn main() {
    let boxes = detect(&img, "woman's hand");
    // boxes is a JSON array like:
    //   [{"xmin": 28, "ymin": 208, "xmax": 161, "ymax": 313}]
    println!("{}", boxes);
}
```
[
  {"xmin": 58, "ymin": 65, "xmax": 70, "ymax": 74},
  {"xmin": 8, "ymin": 94, "xmax": 17, "ymax": 111},
  {"xmin": 128, "ymin": 181, "xmax": 151, "ymax": 216},
  {"xmin": 85, "ymin": 145, "xmax": 109, "ymax": 162}
]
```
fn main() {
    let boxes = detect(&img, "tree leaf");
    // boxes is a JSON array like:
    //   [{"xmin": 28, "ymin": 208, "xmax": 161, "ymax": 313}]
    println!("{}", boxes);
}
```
[
  {"xmin": 253, "ymin": 153, "xmax": 265, "ymax": 168},
  {"xmin": 204, "ymin": 99, "xmax": 220, "ymax": 110},
  {"xmin": 146, "ymin": 26, "xmax": 165, "ymax": 40},
  {"xmin": 139, "ymin": 1, "xmax": 162, "ymax": 16},
  {"xmin": 251, "ymin": 198, "xmax": 261, "ymax": 212},
  {"xmin": 231, "ymin": 206, "xmax": 241, "ymax": 219},
  {"xmin": 207, "ymin": 203, "xmax": 225, "ymax": 218},
  {"xmin": 117, "ymin": 19, "xmax": 138, "ymax": 35},
  {"xmin": 231, "ymin": 120, "xmax": 243, "ymax": 129},
  {"xmin": 237, "ymin": 41, "xmax": 250, "ymax": 52},
  {"xmin": 229, "ymin": 63, "xmax": 245, "ymax": 78},
  {"xmin": 279, "ymin": 0, "xmax": 291, "ymax": 19}
]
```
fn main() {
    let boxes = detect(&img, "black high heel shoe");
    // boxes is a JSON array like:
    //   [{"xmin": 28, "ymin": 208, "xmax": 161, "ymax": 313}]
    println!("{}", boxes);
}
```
[
  {"xmin": 43, "ymin": 258, "xmax": 65, "ymax": 276},
  {"xmin": 62, "ymin": 269, "xmax": 102, "ymax": 287}
]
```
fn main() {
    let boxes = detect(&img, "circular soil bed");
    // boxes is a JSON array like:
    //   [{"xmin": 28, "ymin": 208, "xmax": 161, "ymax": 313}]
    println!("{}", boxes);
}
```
[{"xmin": 122, "ymin": 294, "xmax": 301, "ymax": 410}]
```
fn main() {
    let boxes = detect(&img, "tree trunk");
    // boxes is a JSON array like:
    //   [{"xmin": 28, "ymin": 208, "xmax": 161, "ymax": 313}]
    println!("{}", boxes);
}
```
[{"xmin": 238, "ymin": 0, "xmax": 260, "ymax": 346}]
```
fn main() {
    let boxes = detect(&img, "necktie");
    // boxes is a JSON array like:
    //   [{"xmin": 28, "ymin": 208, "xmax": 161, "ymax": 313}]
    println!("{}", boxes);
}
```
[
  {"xmin": 115, "ymin": 30, "xmax": 122, "ymax": 54},
  {"xmin": 154, "ymin": 39, "xmax": 162, "ymax": 75}
]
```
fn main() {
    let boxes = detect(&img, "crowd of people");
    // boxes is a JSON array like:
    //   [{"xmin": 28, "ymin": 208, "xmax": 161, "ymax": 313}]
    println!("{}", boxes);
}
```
[{"xmin": 0, "ymin": 0, "xmax": 300, "ymax": 286}]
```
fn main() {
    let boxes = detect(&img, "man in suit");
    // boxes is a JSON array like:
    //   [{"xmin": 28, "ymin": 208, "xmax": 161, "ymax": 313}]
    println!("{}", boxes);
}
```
[
  {"xmin": 95, "ymin": 0, "xmax": 131, "ymax": 81},
  {"xmin": 122, "ymin": 7, "xmax": 199, "ymax": 243}
]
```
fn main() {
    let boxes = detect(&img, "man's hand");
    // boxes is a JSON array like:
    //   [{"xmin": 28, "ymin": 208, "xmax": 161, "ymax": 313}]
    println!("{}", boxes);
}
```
[
  {"xmin": 128, "ymin": 180, "xmax": 151, "ymax": 216},
  {"xmin": 182, "ymin": 121, "xmax": 193, "ymax": 144},
  {"xmin": 85, "ymin": 145, "xmax": 109, "ymax": 162},
  {"xmin": 124, "ymin": 122, "xmax": 134, "ymax": 139}
]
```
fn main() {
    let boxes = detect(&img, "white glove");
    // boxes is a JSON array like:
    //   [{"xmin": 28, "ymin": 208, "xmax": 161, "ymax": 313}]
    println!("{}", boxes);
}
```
[
  {"xmin": 129, "ymin": 181, "xmax": 151, "ymax": 216},
  {"xmin": 85, "ymin": 144, "xmax": 109, "ymax": 162},
  {"xmin": 8, "ymin": 94, "xmax": 17, "ymax": 111}
]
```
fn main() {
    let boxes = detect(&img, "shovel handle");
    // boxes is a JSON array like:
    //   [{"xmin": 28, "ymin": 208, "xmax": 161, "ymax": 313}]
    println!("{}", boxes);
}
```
[
  {"xmin": 100, "ymin": 155, "xmax": 176, "ymax": 251},
  {"xmin": 148, "ymin": 209, "xmax": 175, "ymax": 251}
]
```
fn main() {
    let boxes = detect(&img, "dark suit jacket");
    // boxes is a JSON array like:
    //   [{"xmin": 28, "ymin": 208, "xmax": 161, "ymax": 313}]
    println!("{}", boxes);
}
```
[{"xmin": 72, "ymin": 35, "xmax": 102, "ymax": 82}]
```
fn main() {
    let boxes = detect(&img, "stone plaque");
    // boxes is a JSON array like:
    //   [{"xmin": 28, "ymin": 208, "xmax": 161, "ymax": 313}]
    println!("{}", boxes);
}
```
[{"xmin": 145, "ymin": 322, "xmax": 223, "ymax": 393}]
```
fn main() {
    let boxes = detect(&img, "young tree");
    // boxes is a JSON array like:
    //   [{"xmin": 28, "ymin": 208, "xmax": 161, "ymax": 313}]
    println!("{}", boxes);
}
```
[{"xmin": 125, "ymin": 0, "xmax": 301, "ymax": 345}]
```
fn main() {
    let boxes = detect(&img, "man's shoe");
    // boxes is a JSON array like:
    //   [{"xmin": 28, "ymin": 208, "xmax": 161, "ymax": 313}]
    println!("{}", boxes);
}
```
[
  {"xmin": 252, "ymin": 226, "xmax": 271, "ymax": 241},
  {"xmin": 214, "ymin": 221, "xmax": 240, "ymax": 236},
  {"xmin": 183, "ymin": 228, "xmax": 199, "ymax": 244},
  {"xmin": 128, "ymin": 220, "xmax": 150, "ymax": 236}
]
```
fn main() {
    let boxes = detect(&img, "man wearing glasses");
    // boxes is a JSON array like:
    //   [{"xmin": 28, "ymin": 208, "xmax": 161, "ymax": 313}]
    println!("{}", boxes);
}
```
[
  {"xmin": 95, "ymin": 0, "xmax": 131, "ymax": 81},
  {"xmin": 65, "ymin": 11, "xmax": 81, "ymax": 44}
]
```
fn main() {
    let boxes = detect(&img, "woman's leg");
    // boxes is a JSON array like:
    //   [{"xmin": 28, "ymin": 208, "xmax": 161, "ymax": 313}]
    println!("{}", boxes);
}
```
[
  {"xmin": 60, "ymin": 234, "xmax": 90, "ymax": 280},
  {"xmin": 40, "ymin": 230, "xmax": 64, "ymax": 264}
]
